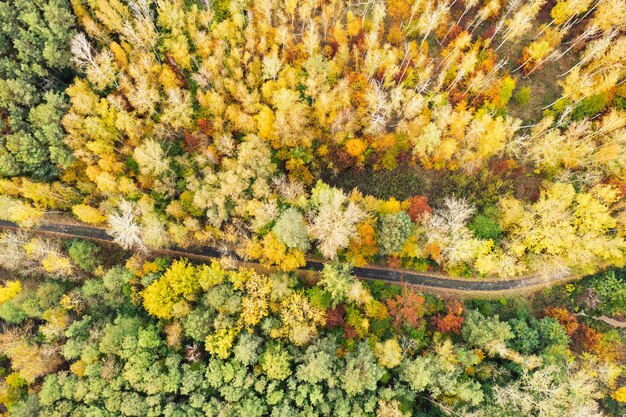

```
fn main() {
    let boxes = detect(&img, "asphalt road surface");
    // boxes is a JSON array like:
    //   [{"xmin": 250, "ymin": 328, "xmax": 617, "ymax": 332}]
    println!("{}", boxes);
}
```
[{"xmin": 0, "ymin": 219, "xmax": 577, "ymax": 294}]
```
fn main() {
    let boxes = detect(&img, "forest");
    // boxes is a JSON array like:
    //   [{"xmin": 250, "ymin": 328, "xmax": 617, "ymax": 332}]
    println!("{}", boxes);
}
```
[
  {"xmin": 0, "ymin": 0, "xmax": 625, "ymax": 415},
  {"xmin": 0, "ymin": 236, "xmax": 625, "ymax": 416}
]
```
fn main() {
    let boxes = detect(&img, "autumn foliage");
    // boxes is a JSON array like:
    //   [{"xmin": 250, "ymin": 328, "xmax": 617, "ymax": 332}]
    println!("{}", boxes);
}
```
[{"xmin": 386, "ymin": 288, "xmax": 426, "ymax": 329}]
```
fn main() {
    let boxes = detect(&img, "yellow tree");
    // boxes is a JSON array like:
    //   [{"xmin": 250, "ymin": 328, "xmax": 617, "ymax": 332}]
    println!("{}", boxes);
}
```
[
  {"xmin": 272, "ymin": 292, "xmax": 325, "ymax": 346},
  {"xmin": 498, "ymin": 183, "xmax": 625, "ymax": 276},
  {"xmin": 0, "ymin": 281, "xmax": 21, "ymax": 304},
  {"xmin": 72, "ymin": 204, "xmax": 107, "ymax": 224},
  {"xmin": 142, "ymin": 259, "xmax": 200, "ymax": 319},
  {"xmin": 6, "ymin": 199, "xmax": 44, "ymax": 228}
]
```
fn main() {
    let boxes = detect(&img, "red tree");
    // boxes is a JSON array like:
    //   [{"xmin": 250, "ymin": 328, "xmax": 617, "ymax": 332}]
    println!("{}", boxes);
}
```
[
  {"xmin": 406, "ymin": 195, "xmax": 432, "ymax": 222},
  {"xmin": 431, "ymin": 300, "xmax": 464, "ymax": 333},
  {"xmin": 386, "ymin": 288, "xmax": 425, "ymax": 329}
]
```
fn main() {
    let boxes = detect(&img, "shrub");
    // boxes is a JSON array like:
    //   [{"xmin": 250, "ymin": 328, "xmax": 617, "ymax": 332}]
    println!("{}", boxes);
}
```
[{"xmin": 515, "ymin": 86, "xmax": 531, "ymax": 105}]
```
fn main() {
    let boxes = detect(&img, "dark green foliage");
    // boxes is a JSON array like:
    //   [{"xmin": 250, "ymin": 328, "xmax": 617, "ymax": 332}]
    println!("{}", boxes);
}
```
[
  {"xmin": 211, "ymin": 0, "xmax": 232, "ymax": 23},
  {"xmin": 603, "ymin": 397, "xmax": 626, "ymax": 417},
  {"xmin": 507, "ymin": 318, "xmax": 540, "ymax": 354},
  {"xmin": 571, "ymin": 94, "xmax": 609, "ymax": 120},
  {"xmin": 365, "ymin": 280, "xmax": 402, "ymax": 301},
  {"xmin": 67, "ymin": 239, "xmax": 101, "ymax": 272},
  {"xmin": 324, "ymin": 164, "xmax": 425, "ymax": 200},
  {"xmin": 590, "ymin": 270, "xmax": 626, "ymax": 316},
  {"xmin": 0, "ymin": 0, "xmax": 75, "ymax": 179},
  {"xmin": 469, "ymin": 206, "xmax": 502, "ymax": 241},
  {"xmin": 432, "ymin": 169, "xmax": 513, "ymax": 209},
  {"xmin": 0, "ymin": 241, "xmax": 618, "ymax": 417},
  {"xmin": 536, "ymin": 317, "xmax": 569, "ymax": 349}
]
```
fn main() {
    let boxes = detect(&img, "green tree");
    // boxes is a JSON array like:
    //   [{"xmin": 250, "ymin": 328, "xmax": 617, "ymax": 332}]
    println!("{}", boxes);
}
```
[
  {"xmin": 469, "ymin": 206, "xmax": 502, "ymax": 241},
  {"xmin": 295, "ymin": 338, "xmax": 337, "ymax": 384},
  {"xmin": 400, "ymin": 356, "xmax": 432, "ymax": 392},
  {"xmin": 461, "ymin": 310, "xmax": 514, "ymax": 353},
  {"xmin": 341, "ymin": 342, "xmax": 385, "ymax": 396},
  {"xmin": 507, "ymin": 318, "xmax": 540, "ymax": 354},
  {"xmin": 0, "ymin": 0, "xmax": 75, "ymax": 179},
  {"xmin": 67, "ymin": 239, "xmax": 101, "ymax": 272},
  {"xmin": 272, "ymin": 208, "xmax": 311, "ymax": 251},
  {"xmin": 378, "ymin": 211, "xmax": 413, "ymax": 255},
  {"xmin": 318, "ymin": 263, "xmax": 355, "ymax": 307},
  {"xmin": 260, "ymin": 343, "xmax": 292, "ymax": 381},
  {"xmin": 591, "ymin": 270, "xmax": 626, "ymax": 316}
]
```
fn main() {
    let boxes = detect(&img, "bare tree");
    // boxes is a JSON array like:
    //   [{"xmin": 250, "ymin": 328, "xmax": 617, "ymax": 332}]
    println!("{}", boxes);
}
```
[{"xmin": 108, "ymin": 200, "xmax": 145, "ymax": 250}]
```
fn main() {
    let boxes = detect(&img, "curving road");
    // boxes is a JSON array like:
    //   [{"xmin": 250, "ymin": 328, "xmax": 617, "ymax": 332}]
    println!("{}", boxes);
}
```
[{"xmin": 0, "ymin": 219, "xmax": 580, "ymax": 296}]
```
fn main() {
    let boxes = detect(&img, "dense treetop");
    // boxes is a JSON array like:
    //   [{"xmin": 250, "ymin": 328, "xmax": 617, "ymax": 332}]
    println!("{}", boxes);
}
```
[
  {"xmin": 0, "ymin": 236, "xmax": 624, "ymax": 416},
  {"xmin": 0, "ymin": 0, "xmax": 625, "ymax": 279},
  {"xmin": 1, "ymin": 1, "xmax": 626, "ymax": 416},
  {"xmin": 0, "ymin": 0, "xmax": 75, "ymax": 179}
]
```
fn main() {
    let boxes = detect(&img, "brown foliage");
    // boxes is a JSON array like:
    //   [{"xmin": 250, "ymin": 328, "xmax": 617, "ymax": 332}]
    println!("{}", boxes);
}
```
[
  {"xmin": 491, "ymin": 159, "xmax": 517, "ymax": 176},
  {"xmin": 387, "ymin": 256, "xmax": 401, "ymax": 268},
  {"xmin": 443, "ymin": 24, "xmax": 462, "ymax": 45},
  {"xmin": 0, "ymin": 331, "xmax": 63, "ymax": 383},
  {"xmin": 325, "ymin": 305, "xmax": 345, "ymax": 328},
  {"xmin": 165, "ymin": 322, "xmax": 183, "ymax": 349},
  {"xmin": 331, "ymin": 147, "xmax": 357, "ymax": 172},
  {"xmin": 572, "ymin": 324, "xmax": 602, "ymax": 353},
  {"xmin": 432, "ymin": 313, "xmax": 465, "ymax": 334},
  {"xmin": 343, "ymin": 324, "xmax": 358, "ymax": 339},
  {"xmin": 596, "ymin": 337, "xmax": 626, "ymax": 363},
  {"xmin": 544, "ymin": 306, "xmax": 579, "ymax": 336},
  {"xmin": 183, "ymin": 131, "xmax": 204, "ymax": 152},
  {"xmin": 165, "ymin": 54, "xmax": 188, "ymax": 88}
]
